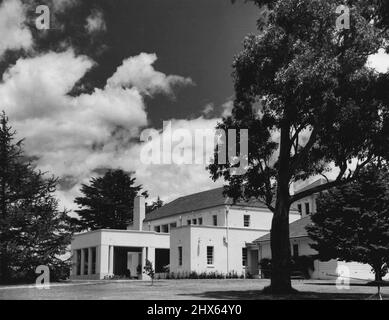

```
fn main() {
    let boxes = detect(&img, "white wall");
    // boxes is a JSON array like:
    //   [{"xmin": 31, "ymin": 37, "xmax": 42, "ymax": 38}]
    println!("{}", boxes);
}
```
[
  {"xmin": 170, "ymin": 225, "xmax": 268, "ymax": 275},
  {"xmin": 71, "ymin": 229, "xmax": 169, "ymax": 280},
  {"xmin": 169, "ymin": 226, "xmax": 192, "ymax": 273},
  {"xmin": 294, "ymin": 194, "xmax": 317, "ymax": 217},
  {"xmin": 258, "ymin": 237, "xmax": 389, "ymax": 281},
  {"xmin": 145, "ymin": 206, "xmax": 227, "ymax": 232},
  {"xmin": 146, "ymin": 204, "xmax": 301, "ymax": 233}
]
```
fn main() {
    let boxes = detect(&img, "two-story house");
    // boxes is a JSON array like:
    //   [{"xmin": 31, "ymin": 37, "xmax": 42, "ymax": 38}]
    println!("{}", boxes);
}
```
[{"xmin": 70, "ymin": 187, "xmax": 301, "ymax": 280}]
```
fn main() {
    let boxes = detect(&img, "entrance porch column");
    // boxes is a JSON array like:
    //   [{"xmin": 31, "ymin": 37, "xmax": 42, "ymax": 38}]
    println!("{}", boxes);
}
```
[
  {"xmin": 140, "ymin": 247, "xmax": 149, "ymax": 280},
  {"xmin": 88, "ymin": 247, "xmax": 93, "ymax": 275},
  {"xmin": 98, "ymin": 245, "xmax": 109, "ymax": 279},
  {"xmin": 80, "ymin": 249, "xmax": 85, "ymax": 276},
  {"xmin": 108, "ymin": 245, "xmax": 114, "ymax": 276},
  {"xmin": 71, "ymin": 250, "xmax": 78, "ymax": 276},
  {"xmin": 148, "ymin": 247, "xmax": 155, "ymax": 267}
]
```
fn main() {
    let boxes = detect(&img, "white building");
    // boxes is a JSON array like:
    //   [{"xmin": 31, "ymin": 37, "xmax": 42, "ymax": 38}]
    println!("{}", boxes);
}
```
[
  {"xmin": 70, "ymin": 187, "xmax": 301, "ymax": 280},
  {"xmin": 70, "ymin": 181, "xmax": 387, "ymax": 281}
]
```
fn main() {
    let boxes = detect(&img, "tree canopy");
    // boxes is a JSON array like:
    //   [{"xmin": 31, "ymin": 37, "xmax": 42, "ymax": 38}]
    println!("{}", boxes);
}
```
[
  {"xmin": 209, "ymin": 0, "xmax": 389, "ymax": 292},
  {"xmin": 307, "ymin": 164, "xmax": 389, "ymax": 281},
  {"xmin": 0, "ymin": 112, "xmax": 74, "ymax": 284},
  {"xmin": 74, "ymin": 169, "xmax": 147, "ymax": 231}
]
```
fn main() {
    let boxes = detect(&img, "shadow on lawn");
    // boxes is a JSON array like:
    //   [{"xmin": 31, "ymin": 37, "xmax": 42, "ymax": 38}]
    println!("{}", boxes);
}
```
[{"xmin": 178, "ymin": 289, "xmax": 386, "ymax": 300}]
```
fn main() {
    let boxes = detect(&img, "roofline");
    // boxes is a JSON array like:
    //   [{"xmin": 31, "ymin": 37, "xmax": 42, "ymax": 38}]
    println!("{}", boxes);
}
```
[
  {"xmin": 73, "ymin": 228, "xmax": 170, "ymax": 238},
  {"xmin": 255, "ymin": 234, "xmax": 310, "ymax": 244},
  {"xmin": 171, "ymin": 224, "xmax": 270, "ymax": 232},
  {"xmin": 144, "ymin": 203, "xmax": 227, "ymax": 222},
  {"xmin": 144, "ymin": 202, "xmax": 279, "ymax": 222}
]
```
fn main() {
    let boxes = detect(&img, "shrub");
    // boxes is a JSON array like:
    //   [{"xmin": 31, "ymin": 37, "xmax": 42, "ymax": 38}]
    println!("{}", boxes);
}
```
[
  {"xmin": 291, "ymin": 255, "xmax": 315, "ymax": 279},
  {"xmin": 143, "ymin": 260, "xmax": 155, "ymax": 285},
  {"xmin": 259, "ymin": 256, "xmax": 315, "ymax": 279},
  {"xmin": 259, "ymin": 258, "xmax": 272, "ymax": 279}
]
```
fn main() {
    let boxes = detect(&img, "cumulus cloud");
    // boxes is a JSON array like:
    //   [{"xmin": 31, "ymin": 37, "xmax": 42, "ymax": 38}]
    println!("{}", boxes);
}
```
[
  {"xmin": 106, "ymin": 53, "xmax": 195, "ymax": 97},
  {"xmin": 201, "ymin": 103, "xmax": 214, "ymax": 116},
  {"xmin": 0, "ymin": 50, "xmax": 94, "ymax": 119},
  {"xmin": 221, "ymin": 100, "xmax": 234, "ymax": 118},
  {"xmin": 0, "ymin": 0, "xmax": 215, "ymax": 210},
  {"xmin": 0, "ymin": 48, "xmax": 213, "ymax": 210},
  {"xmin": 106, "ymin": 117, "xmax": 223, "ymax": 204},
  {"xmin": 85, "ymin": 9, "xmax": 106, "ymax": 34},
  {"xmin": 0, "ymin": 50, "xmax": 150, "ymax": 173},
  {"xmin": 0, "ymin": 0, "xmax": 33, "ymax": 57}
]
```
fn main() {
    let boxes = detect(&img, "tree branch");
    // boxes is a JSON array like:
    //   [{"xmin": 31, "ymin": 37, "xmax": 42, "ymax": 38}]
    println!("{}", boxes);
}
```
[
  {"xmin": 290, "ymin": 126, "xmax": 318, "ymax": 171},
  {"xmin": 290, "ymin": 179, "xmax": 349, "ymax": 203},
  {"xmin": 290, "ymin": 155, "xmax": 376, "ymax": 204},
  {"xmin": 258, "ymin": 159, "xmax": 274, "ymax": 212}
]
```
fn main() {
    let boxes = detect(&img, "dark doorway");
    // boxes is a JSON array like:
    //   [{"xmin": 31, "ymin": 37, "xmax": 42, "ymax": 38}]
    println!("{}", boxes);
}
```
[
  {"xmin": 155, "ymin": 249, "xmax": 170, "ymax": 273},
  {"xmin": 113, "ymin": 247, "xmax": 142, "ymax": 278}
]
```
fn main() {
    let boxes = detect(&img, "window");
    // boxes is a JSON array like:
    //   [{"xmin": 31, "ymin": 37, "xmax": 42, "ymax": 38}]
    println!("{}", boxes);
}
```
[
  {"xmin": 154, "ymin": 226, "xmax": 161, "ymax": 233},
  {"xmin": 170, "ymin": 222, "xmax": 177, "ymax": 229},
  {"xmin": 243, "ymin": 215, "xmax": 251, "ymax": 227},
  {"xmin": 242, "ymin": 248, "xmax": 248, "ymax": 266},
  {"xmin": 297, "ymin": 204, "xmax": 302, "ymax": 215},
  {"xmin": 207, "ymin": 246, "xmax": 214, "ymax": 265},
  {"xmin": 91, "ymin": 247, "xmax": 96, "ymax": 274},
  {"xmin": 162, "ymin": 224, "xmax": 169, "ymax": 233},
  {"xmin": 178, "ymin": 247, "xmax": 183, "ymax": 266},
  {"xmin": 198, "ymin": 217, "xmax": 203, "ymax": 225},
  {"xmin": 212, "ymin": 215, "xmax": 218, "ymax": 226},
  {"xmin": 293, "ymin": 244, "xmax": 299, "ymax": 258},
  {"xmin": 305, "ymin": 203, "xmax": 310, "ymax": 215},
  {"xmin": 192, "ymin": 219, "xmax": 197, "ymax": 225},
  {"xmin": 187, "ymin": 220, "xmax": 191, "ymax": 225}
]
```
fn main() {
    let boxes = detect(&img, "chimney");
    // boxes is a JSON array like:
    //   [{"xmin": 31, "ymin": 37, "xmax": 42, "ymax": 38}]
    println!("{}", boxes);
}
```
[{"xmin": 132, "ymin": 196, "xmax": 145, "ymax": 231}]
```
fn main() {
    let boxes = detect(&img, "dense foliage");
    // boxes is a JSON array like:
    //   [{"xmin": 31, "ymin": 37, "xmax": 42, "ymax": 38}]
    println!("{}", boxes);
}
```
[
  {"xmin": 74, "ymin": 169, "xmax": 147, "ymax": 231},
  {"xmin": 0, "ymin": 112, "xmax": 74, "ymax": 284},
  {"xmin": 210, "ymin": 0, "xmax": 389, "ymax": 292},
  {"xmin": 307, "ymin": 165, "xmax": 389, "ymax": 281}
]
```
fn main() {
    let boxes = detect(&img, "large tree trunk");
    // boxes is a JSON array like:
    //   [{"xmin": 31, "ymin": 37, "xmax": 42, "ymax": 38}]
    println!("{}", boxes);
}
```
[
  {"xmin": 374, "ymin": 266, "xmax": 383, "ymax": 282},
  {"xmin": 266, "ymin": 120, "xmax": 295, "ymax": 294},
  {"xmin": 268, "ymin": 180, "xmax": 293, "ymax": 293}
]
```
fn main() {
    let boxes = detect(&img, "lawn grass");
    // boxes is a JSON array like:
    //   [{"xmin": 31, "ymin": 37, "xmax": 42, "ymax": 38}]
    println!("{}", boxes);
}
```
[{"xmin": 0, "ymin": 279, "xmax": 387, "ymax": 300}]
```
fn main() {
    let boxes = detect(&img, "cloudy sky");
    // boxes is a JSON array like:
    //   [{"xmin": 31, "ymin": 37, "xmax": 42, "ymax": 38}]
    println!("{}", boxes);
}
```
[
  {"xmin": 1, "ymin": 0, "xmax": 389, "ymax": 212},
  {"xmin": 0, "ymin": 0, "xmax": 261, "ymax": 211}
]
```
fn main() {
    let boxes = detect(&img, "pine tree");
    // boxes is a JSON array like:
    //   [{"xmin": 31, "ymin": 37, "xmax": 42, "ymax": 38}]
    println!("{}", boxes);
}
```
[
  {"xmin": 0, "ymin": 112, "xmax": 74, "ymax": 284},
  {"xmin": 74, "ymin": 170, "xmax": 147, "ymax": 231}
]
